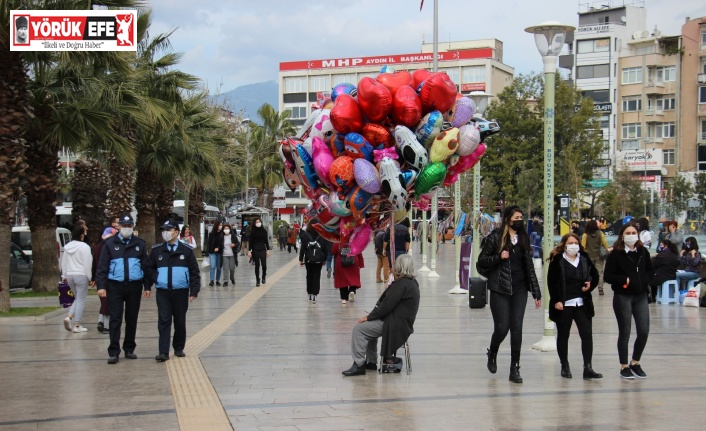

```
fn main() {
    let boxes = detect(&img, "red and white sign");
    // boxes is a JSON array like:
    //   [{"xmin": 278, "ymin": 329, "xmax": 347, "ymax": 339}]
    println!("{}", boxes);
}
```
[
  {"xmin": 616, "ymin": 149, "xmax": 663, "ymax": 172},
  {"xmin": 461, "ymin": 83, "xmax": 486, "ymax": 92},
  {"xmin": 280, "ymin": 48, "xmax": 493, "ymax": 71},
  {"xmin": 10, "ymin": 10, "xmax": 137, "ymax": 51}
]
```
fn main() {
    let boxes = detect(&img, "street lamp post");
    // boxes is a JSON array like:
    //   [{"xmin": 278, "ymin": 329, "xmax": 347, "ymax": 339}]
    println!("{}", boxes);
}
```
[
  {"xmin": 241, "ymin": 118, "xmax": 252, "ymax": 206},
  {"xmin": 427, "ymin": 0, "xmax": 440, "ymax": 279},
  {"xmin": 525, "ymin": 21, "xmax": 575, "ymax": 352}
]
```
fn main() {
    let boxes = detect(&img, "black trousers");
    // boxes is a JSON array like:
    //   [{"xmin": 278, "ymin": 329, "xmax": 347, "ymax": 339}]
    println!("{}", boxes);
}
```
[
  {"xmin": 106, "ymin": 280, "xmax": 143, "ymax": 357},
  {"xmin": 306, "ymin": 263, "xmax": 324, "ymax": 295},
  {"xmin": 279, "ymin": 237, "xmax": 286, "ymax": 250},
  {"xmin": 555, "ymin": 305, "xmax": 593, "ymax": 365},
  {"xmin": 253, "ymin": 255, "xmax": 267, "ymax": 281},
  {"xmin": 288, "ymin": 243, "xmax": 298, "ymax": 253},
  {"xmin": 489, "ymin": 289, "xmax": 528, "ymax": 362},
  {"xmin": 156, "ymin": 288, "xmax": 190, "ymax": 355},
  {"xmin": 339, "ymin": 286, "xmax": 358, "ymax": 300},
  {"xmin": 613, "ymin": 293, "xmax": 650, "ymax": 364}
]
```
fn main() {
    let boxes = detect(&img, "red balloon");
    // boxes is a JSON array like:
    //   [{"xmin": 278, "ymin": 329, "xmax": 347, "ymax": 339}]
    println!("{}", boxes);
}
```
[
  {"xmin": 418, "ymin": 72, "xmax": 458, "ymax": 114},
  {"xmin": 376, "ymin": 70, "xmax": 414, "ymax": 96},
  {"xmin": 330, "ymin": 94, "xmax": 364, "ymax": 134},
  {"xmin": 412, "ymin": 69, "xmax": 433, "ymax": 90},
  {"xmin": 392, "ymin": 86, "xmax": 422, "ymax": 129},
  {"xmin": 362, "ymin": 123, "xmax": 394, "ymax": 149},
  {"xmin": 357, "ymin": 77, "xmax": 393, "ymax": 123}
]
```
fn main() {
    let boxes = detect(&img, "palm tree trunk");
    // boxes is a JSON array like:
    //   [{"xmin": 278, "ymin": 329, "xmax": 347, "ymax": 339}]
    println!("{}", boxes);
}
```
[
  {"xmin": 155, "ymin": 178, "xmax": 175, "ymax": 241},
  {"xmin": 188, "ymin": 184, "xmax": 205, "ymax": 257},
  {"xmin": 134, "ymin": 166, "xmax": 160, "ymax": 248},
  {"xmin": 71, "ymin": 158, "xmax": 109, "ymax": 244},
  {"xmin": 0, "ymin": 45, "xmax": 30, "ymax": 309}
]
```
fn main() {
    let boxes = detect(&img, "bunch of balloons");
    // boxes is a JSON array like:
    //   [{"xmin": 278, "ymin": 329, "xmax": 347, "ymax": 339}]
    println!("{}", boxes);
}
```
[{"xmin": 278, "ymin": 67, "xmax": 499, "ymax": 255}]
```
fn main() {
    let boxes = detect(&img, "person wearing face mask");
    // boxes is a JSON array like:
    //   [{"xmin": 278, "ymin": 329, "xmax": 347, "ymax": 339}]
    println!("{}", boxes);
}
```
[
  {"xmin": 603, "ymin": 222, "xmax": 653, "ymax": 379},
  {"xmin": 96, "ymin": 215, "xmax": 154, "ymax": 364},
  {"xmin": 221, "ymin": 223, "xmax": 240, "ymax": 287},
  {"xmin": 649, "ymin": 239, "xmax": 679, "ymax": 303},
  {"xmin": 477, "ymin": 206, "xmax": 542, "ymax": 384},
  {"xmin": 676, "ymin": 237, "xmax": 702, "ymax": 290},
  {"xmin": 547, "ymin": 233, "xmax": 602, "ymax": 380},
  {"xmin": 147, "ymin": 220, "xmax": 200, "ymax": 362},
  {"xmin": 247, "ymin": 218, "xmax": 270, "ymax": 286},
  {"xmin": 206, "ymin": 221, "xmax": 224, "ymax": 286}
]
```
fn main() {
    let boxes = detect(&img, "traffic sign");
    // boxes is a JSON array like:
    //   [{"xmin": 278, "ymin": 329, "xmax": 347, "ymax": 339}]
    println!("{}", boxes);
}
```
[
  {"xmin": 272, "ymin": 199, "xmax": 286, "ymax": 209},
  {"xmin": 584, "ymin": 179, "xmax": 611, "ymax": 188}
]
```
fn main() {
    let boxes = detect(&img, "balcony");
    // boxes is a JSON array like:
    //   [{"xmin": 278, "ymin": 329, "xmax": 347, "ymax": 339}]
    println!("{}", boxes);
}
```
[
  {"xmin": 645, "ymin": 81, "xmax": 666, "ymax": 95},
  {"xmin": 699, "ymin": 132, "xmax": 706, "ymax": 144},
  {"xmin": 699, "ymin": 73, "xmax": 706, "ymax": 84},
  {"xmin": 645, "ymin": 107, "xmax": 664, "ymax": 116},
  {"xmin": 644, "ymin": 137, "xmax": 664, "ymax": 144},
  {"xmin": 699, "ymin": 104, "xmax": 706, "ymax": 117}
]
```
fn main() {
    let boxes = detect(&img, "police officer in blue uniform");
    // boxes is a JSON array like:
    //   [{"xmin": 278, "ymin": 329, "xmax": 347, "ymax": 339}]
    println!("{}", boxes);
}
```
[
  {"xmin": 148, "ymin": 220, "xmax": 200, "ymax": 362},
  {"xmin": 96, "ymin": 215, "xmax": 153, "ymax": 364}
]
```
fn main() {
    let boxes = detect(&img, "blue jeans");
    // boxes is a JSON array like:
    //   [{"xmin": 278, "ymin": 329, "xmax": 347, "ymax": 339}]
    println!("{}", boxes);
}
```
[
  {"xmin": 326, "ymin": 252, "xmax": 333, "ymax": 271},
  {"xmin": 209, "ymin": 253, "xmax": 222, "ymax": 281},
  {"xmin": 676, "ymin": 271, "xmax": 699, "ymax": 290}
]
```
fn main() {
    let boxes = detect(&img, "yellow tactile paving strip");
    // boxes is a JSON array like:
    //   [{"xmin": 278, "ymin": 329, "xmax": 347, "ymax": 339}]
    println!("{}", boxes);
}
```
[{"xmin": 166, "ymin": 258, "xmax": 299, "ymax": 431}]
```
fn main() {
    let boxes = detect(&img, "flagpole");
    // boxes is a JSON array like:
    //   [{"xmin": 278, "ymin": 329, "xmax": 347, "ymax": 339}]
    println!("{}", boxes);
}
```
[{"xmin": 427, "ymin": 0, "xmax": 440, "ymax": 279}]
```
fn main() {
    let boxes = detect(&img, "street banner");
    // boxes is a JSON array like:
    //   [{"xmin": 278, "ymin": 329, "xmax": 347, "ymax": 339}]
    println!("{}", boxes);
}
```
[{"xmin": 459, "ymin": 242, "xmax": 472, "ymax": 290}]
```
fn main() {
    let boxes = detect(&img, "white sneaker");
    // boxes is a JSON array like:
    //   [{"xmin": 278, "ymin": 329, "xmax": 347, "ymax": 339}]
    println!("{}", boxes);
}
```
[
  {"xmin": 349, "ymin": 292, "xmax": 355, "ymax": 303},
  {"xmin": 63, "ymin": 317, "xmax": 72, "ymax": 332},
  {"xmin": 342, "ymin": 300, "xmax": 347, "ymax": 304},
  {"xmin": 72, "ymin": 325, "xmax": 88, "ymax": 333}
]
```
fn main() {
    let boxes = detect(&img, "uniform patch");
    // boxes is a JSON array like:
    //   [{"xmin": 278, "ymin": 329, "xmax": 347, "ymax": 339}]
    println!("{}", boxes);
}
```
[
  {"xmin": 158, "ymin": 255, "xmax": 163, "ymax": 261},
  {"xmin": 136, "ymin": 246, "xmax": 140, "ymax": 251},
  {"xmin": 179, "ymin": 255, "xmax": 185, "ymax": 260}
]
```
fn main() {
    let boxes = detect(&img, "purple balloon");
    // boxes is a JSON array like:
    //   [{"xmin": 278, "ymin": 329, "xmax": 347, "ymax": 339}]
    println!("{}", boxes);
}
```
[{"xmin": 353, "ymin": 158, "xmax": 381, "ymax": 194}]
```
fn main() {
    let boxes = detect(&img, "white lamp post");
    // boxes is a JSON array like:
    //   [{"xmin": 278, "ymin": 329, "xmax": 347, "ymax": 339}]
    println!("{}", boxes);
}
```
[
  {"xmin": 427, "ymin": 0, "xmax": 441, "ymax": 279},
  {"xmin": 525, "ymin": 21, "xmax": 574, "ymax": 352}
]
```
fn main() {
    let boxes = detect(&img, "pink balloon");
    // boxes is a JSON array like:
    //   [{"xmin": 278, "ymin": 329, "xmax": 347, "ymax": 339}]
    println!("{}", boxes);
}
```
[
  {"xmin": 443, "ymin": 143, "xmax": 487, "ymax": 185},
  {"xmin": 348, "ymin": 223, "xmax": 372, "ymax": 255},
  {"xmin": 312, "ymin": 137, "xmax": 334, "ymax": 188}
]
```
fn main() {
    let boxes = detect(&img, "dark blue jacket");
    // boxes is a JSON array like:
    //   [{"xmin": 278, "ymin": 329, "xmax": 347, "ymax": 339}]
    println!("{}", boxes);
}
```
[
  {"xmin": 96, "ymin": 234, "xmax": 152, "ymax": 287},
  {"xmin": 147, "ymin": 241, "xmax": 201, "ymax": 296}
]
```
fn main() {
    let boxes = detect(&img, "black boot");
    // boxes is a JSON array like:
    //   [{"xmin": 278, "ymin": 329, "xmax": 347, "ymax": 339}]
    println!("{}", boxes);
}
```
[
  {"xmin": 486, "ymin": 348, "xmax": 497, "ymax": 374},
  {"xmin": 509, "ymin": 362, "xmax": 523, "ymax": 383},
  {"xmin": 583, "ymin": 363, "xmax": 603, "ymax": 380},
  {"xmin": 561, "ymin": 362, "xmax": 572, "ymax": 379}
]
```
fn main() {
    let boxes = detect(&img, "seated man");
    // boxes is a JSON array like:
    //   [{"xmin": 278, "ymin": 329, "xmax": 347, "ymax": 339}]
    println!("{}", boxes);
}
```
[{"xmin": 342, "ymin": 254, "xmax": 421, "ymax": 376}]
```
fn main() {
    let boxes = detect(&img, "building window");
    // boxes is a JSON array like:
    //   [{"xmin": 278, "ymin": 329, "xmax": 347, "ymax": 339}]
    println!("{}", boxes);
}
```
[
  {"xmin": 600, "ymin": 115, "xmax": 610, "ymax": 129},
  {"xmin": 440, "ymin": 68, "xmax": 460, "ymax": 84},
  {"xmin": 701, "ymin": 120, "xmax": 706, "ymax": 141},
  {"xmin": 700, "ymin": 86, "xmax": 706, "ymax": 104},
  {"xmin": 660, "ymin": 96, "xmax": 676, "ymax": 110},
  {"xmin": 462, "ymin": 66, "xmax": 486, "ymax": 83},
  {"xmin": 663, "ymin": 149, "xmax": 675, "ymax": 165},
  {"xmin": 655, "ymin": 66, "xmax": 676, "ymax": 82},
  {"xmin": 309, "ymin": 76, "xmax": 331, "ymax": 92},
  {"xmin": 332, "ymin": 74, "xmax": 357, "ymax": 86},
  {"xmin": 284, "ymin": 104, "xmax": 308, "ymax": 119},
  {"xmin": 577, "ymin": 64, "xmax": 609, "ymax": 79},
  {"xmin": 284, "ymin": 77, "xmax": 306, "ymax": 93},
  {"xmin": 660, "ymin": 122, "xmax": 676, "ymax": 138},
  {"xmin": 621, "ymin": 140, "xmax": 640, "ymax": 151},
  {"xmin": 577, "ymin": 38, "xmax": 610, "ymax": 54},
  {"xmin": 582, "ymin": 89, "xmax": 609, "ymax": 103},
  {"xmin": 622, "ymin": 123, "xmax": 641, "ymax": 139},
  {"xmin": 622, "ymin": 96, "xmax": 641, "ymax": 112},
  {"xmin": 701, "ymin": 30, "xmax": 706, "ymax": 47},
  {"xmin": 622, "ymin": 67, "xmax": 642, "ymax": 84},
  {"xmin": 699, "ymin": 146, "xmax": 706, "ymax": 171}
]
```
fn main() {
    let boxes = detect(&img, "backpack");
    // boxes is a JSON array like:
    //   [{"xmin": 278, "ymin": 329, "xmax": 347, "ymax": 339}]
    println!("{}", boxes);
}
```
[
  {"xmin": 341, "ymin": 247, "xmax": 355, "ymax": 267},
  {"xmin": 306, "ymin": 240, "xmax": 325, "ymax": 264}
]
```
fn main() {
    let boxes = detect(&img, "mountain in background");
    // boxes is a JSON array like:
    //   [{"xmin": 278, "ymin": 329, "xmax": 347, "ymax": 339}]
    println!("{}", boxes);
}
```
[{"xmin": 210, "ymin": 80, "xmax": 279, "ymax": 124}]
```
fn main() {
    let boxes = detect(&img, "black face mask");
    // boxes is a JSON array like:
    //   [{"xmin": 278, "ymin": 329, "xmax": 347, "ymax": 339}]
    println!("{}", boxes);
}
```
[{"xmin": 511, "ymin": 220, "xmax": 524, "ymax": 232}]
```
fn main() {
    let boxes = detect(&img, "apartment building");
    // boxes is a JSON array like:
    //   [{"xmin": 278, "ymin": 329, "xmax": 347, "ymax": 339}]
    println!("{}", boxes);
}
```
[{"xmin": 681, "ymin": 17, "xmax": 706, "ymax": 174}]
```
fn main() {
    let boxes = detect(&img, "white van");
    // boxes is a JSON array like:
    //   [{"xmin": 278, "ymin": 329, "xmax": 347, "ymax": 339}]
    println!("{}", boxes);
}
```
[{"xmin": 11, "ymin": 226, "xmax": 72, "ymax": 261}]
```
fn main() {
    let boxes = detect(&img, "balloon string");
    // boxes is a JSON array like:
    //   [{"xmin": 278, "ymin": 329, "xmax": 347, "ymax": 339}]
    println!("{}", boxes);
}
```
[{"xmin": 389, "ymin": 218, "xmax": 395, "ymax": 281}]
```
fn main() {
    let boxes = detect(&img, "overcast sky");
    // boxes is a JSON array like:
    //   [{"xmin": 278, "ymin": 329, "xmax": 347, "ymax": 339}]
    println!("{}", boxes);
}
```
[{"xmin": 146, "ymin": 0, "xmax": 704, "ymax": 94}]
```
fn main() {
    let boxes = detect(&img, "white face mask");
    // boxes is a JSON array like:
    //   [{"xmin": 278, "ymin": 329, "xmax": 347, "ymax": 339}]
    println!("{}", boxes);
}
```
[
  {"xmin": 224, "ymin": 229, "xmax": 231, "ymax": 234},
  {"xmin": 120, "ymin": 227, "xmax": 133, "ymax": 238},
  {"xmin": 565, "ymin": 244, "xmax": 580, "ymax": 256},
  {"xmin": 162, "ymin": 231, "xmax": 175, "ymax": 243},
  {"xmin": 255, "ymin": 222, "xmax": 262, "ymax": 228},
  {"xmin": 624, "ymin": 234, "xmax": 639, "ymax": 247}
]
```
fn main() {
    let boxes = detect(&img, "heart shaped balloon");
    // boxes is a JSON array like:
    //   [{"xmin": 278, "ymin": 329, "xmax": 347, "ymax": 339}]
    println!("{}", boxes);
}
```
[
  {"xmin": 330, "ymin": 94, "xmax": 363, "ymax": 134},
  {"xmin": 415, "ymin": 110, "xmax": 444, "ymax": 148},
  {"xmin": 391, "ymin": 85, "xmax": 423, "ymax": 129},
  {"xmin": 444, "ymin": 97, "xmax": 476, "ymax": 128},
  {"xmin": 418, "ymin": 72, "xmax": 457, "ymax": 114},
  {"xmin": 412, "ymin": 69, "xmax": 433, "ymax": 90},
  {"xmin": 353, "ymin": 158, "xmax": 381, "ymax": 193},
  {"xmin": 429, "ymin": 127, "xmax": 460, "ymax": 163},
  {"xmin": 362, "ymin": 123, "xmax": 394, "ymax": 149},
  {"xmin": 376, "ymin": 70, "xmax": 414, "ymax": 96},
  {"xmin": 357, "ymin": 77, "xmax": 393, "ymax": 123},
  {"xmin": 348, "ymin": 223, "xmax": 373, "ymax": 255},
  {"xmin": 312, "ymin": 137, "xmax": 334, "ymax": 188},
  {"xmin": 456, "ymin": 123, "xmax": 481, "ymax": 156}
]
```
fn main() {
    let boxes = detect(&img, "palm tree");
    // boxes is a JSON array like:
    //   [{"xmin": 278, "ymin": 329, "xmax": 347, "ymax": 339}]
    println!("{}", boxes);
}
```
[{"xmin": 70, "ymin": 157, "xmax": 110, "ymax": 244}]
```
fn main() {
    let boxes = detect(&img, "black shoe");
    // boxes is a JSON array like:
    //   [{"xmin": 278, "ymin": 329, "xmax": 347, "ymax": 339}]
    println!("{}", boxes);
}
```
[
  {"xmin": 215, "ymin": 281, "xmax": 221, "ymax": 286},
  {"xmin": 256, "ymin": 281, "xmax": 260, "ymax": 287},
  {"xmin": 629, "ymin": 363, "xmax": 646, "ymax": 378},
  {"xmin": 223, "ymin": 282, "xmax": 228, "ymax": 287},
  {"xmin": 209, "ymin": 281, "xmax": 214, "ymax": 287},
  {"xmin": 97, "ymin": 322, "xmax": 104, "ymax": 333},
  {"xmin": 327, "ymin": 268, "xmax": 332, "ymax": 279},
  {"xmin": 262, "ymin": 276, "xmax": 266, "ymax": 284},
  {"xmin": 487, "ymin": 348, "xmax": 497, "ymax": 374},
  {"xmin": 583, "ymin": 364, "xmax": 603, "ymax": 380},
  {"xmin": 312, "ymin": 295, "xmax": 316, "ymax": 303},
  {"xmin": 364, "ymin": 361, "xmax": 378, "ymax": 370},
  {"xmin": 509, "ymin": 363, "xmax": 523, "ymax": 383},
  {"xmin": 620, "ymin": 367, "xmax": 635, "ymax": 379},
  {"xmin": 107, "ymin": 356, "xmax": 119, "ymax": 364},
  {"xmin": 561, "ymin": 363, "xmax": 572, "ymax": 379},
  {"xmin": 174, "ymin": 350, "xmax": 185, "ymax": 357},
  {"xmin": 124, "ymin": 351, "xmax": 137, "ymax": 360},
  {"xmin": 155, "ymin": 353, "xmax": 170, "ymax": 362},
  {"xmin": 342, "ymin": 363, "xmax": 366, "ymax": 376},
  {"xmin": 231, "ymin": 278, "xmax": 235, "ymax": 284}
]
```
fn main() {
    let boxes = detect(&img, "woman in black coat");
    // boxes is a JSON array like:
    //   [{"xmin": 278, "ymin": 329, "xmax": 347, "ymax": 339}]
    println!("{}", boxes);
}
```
[
  {"xmin": 476, "ymin": 205, "xmax": 541, "ymax": 384},
  {"xmin": 603, "ymin": 222, "xmax": 653, "ymax": 380},
  {"xmin": 206, "ymin": 221, "xmax": 224, "ymax": 286},
  {"xmin": 649, "ymin": 238, "xmax": 679, "ymax": 302},
  {"xmin": 247, "ymin": 218, "xmax": 270, "ymax": 286},
  {"xmin": 547, "ymin": 233, "xmax": 602, "ymax": 380}
]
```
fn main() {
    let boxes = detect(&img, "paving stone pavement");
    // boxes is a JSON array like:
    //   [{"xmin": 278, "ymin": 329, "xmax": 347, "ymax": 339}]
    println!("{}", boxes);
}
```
[{"xmin": 0, "ymin": 241, "xmax": 705, "ymax": 430}]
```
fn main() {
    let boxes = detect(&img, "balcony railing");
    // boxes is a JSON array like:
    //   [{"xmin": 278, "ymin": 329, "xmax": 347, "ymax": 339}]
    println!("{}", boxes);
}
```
[
  {"xmin": 645, "ymin": 107, "xmax": 664, "ymax": 116},
  {"xmin": 644, "ymin": 137, "xmax": 664, "ymax": 144},
  {"xmin": 699, "ymin": 73, "xmax": 706, "ymax": 84},
  {"xmin": 699, "ymin": 132, "xmax": 706, "ymax": 143}
]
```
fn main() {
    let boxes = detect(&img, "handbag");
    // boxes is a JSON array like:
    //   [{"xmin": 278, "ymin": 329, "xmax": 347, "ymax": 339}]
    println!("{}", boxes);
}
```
[
  {"xmin": 58, "ymin": 281, "xmax": 74, "ymax": 308},
  {"xmin": 599, "ymin": 245, "xmax": 609, "ymax": 260},
  {"xmin": 341, "ymin": 247, "xmax": 355, "ymax": 267}
]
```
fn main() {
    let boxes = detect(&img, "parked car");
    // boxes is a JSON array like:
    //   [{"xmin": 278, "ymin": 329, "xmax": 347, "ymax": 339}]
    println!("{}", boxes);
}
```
[
  {"xmin": 11, "ymin": 226, "xmax": 72, "ymax": 261},
  {"xmin": 10, "ymin": 242, "xmax": 33, "ymax": 290}
]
